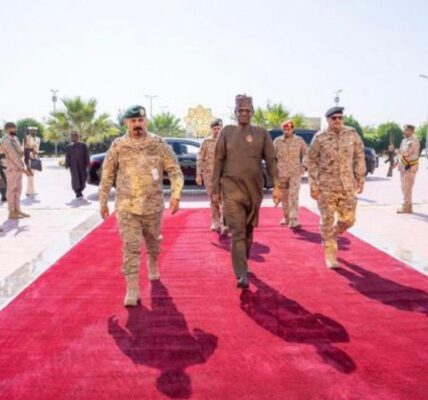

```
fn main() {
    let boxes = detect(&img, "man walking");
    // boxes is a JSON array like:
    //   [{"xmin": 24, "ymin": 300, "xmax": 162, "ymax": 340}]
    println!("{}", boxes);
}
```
[
  {"xmin": 196, "ymin": 118, "xmax": 228, "ymax": 233},
  {"xmin": 385, "ymin": 143, "xmax": 396, "ymax": 178},
  {"xmin": 396, "ymin": 124, "xmax": 420, "ymax": 214},
  {"xmin": 99, "ymin": 105, "xmax": 184, "ymax": 306},
  {"xmin": 308, "ymin": 107, "xmax": 366, "ymax": 269},
  {"xmin": 65, "ymin": 131, "xmax": 90, "ymax": 199},
  {"xmin": 0, "ymin": 122, "xmax": 31, "ymax": 219},
  {"xmin": 274, "ymin": 119, "xmax": 308, "ymax": 228},
  {"xmin": 212, "ymin": 95, "xmax": 280, "ymax": 289}
]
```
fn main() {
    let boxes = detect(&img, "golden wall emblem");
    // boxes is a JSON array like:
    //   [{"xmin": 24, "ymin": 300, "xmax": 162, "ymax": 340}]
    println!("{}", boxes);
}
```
[{"xmin": 184, "ymin": 105, "xmax": 214, "ymax": 138}]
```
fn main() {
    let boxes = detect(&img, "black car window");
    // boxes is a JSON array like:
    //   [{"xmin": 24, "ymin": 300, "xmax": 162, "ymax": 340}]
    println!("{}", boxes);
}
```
[
  {"xmin": 180, "ymin": 143, "xmax": 199, "ymax": 155},
  {"xmin": 166, "ymin": 141, "xmax": 181, "ymax": 156}
]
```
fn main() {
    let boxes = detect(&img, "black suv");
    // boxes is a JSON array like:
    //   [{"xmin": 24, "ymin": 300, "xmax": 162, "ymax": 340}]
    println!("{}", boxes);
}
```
[
  {"xmin": 88, "ymin": 136, "xmax": 278, "ymax": 189},
  {"xmin": 87, "ymin": 138, "xmax": 202, "ymax": 186}
]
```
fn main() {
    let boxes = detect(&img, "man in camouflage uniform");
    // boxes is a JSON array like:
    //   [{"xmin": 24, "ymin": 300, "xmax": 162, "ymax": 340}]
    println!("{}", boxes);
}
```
[
  {"xmin": 196, "ymin": 118, "xmax": 228, "ymax": 233},
  {"xmin": 23, "ymin": 126, "xmax": 41, "ymax": 197},
  {"xmin": 0, "ymin": 122, "xmax": 31, "ymax": 220},
  {"xmin": 396, "ymin": 124, "xmax": 420, "ymax": 214},
  {"xmin": 308, "ymin": 107, "xmax": 366, "ymax": 269},
  {"xmin": 99, "ymin": 106, "xmax": 184, "ymax": 307},
  {"xmin": 274, "ymin": 119, "xmax": 308, "ymax": 228}
]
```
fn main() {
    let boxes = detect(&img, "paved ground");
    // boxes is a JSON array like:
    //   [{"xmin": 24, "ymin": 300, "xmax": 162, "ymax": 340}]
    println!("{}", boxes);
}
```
[{"xmin": 0, "ymin": 156, "xmax": 427, "ymax": 308}]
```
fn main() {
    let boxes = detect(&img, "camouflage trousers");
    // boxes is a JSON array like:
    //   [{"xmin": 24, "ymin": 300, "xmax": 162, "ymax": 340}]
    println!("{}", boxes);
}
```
[
  {"xmin": 5, "ymin": 170, "xmax": 23, "ymax": 213},
  {"xmin": 399, "ymin": 168, "xmax": 417, "ymax": 205},
  {"xmin": 317, "ymin": 190, "xmax": 357, "ymax": 252},
  {"xmin": 205, "ymin": 180, "xmax": 223, "ymax": 225},
  {"xmin": 117, "ymin": 211, "xmax": 162, "ymax": 277},
  {"xmin": 278, "ymin": 175, "xmax": 302, "ymax": 222}
]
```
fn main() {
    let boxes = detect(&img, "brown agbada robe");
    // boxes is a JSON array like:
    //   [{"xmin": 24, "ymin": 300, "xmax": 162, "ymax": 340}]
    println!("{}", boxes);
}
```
[{"xmin": 212, "ymin": 125, "xmax": 278, "ymax": 226}]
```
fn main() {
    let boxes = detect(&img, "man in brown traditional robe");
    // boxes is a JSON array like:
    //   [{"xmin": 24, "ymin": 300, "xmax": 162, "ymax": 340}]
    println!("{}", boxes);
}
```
[{"xmin": 212, "ymin": 95, "xmax": 280, "ymax": 289}]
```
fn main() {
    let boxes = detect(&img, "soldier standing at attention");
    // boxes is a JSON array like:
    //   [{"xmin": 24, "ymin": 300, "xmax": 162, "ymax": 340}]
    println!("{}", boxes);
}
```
[
  {"xmin": 212, "ymin": 95, "xmax": 280, "ymax": 289},
  {"xmin": 196, "ymin": 118, "xmax": 228, "ymax": 233},
  {"xmin": 308, "ymin": 107, "xmax": 366, "ymax": 269},
  {"xmin": 0, "ymin": 122, "xmax": 31, "ymax": 220},
  {"xmin": 274, "ymin": 119, "xmax": 308, "ymax": 228},
  {"xmin": 23, "ymin": 126, "xmax": 41, "ymax": 197},
  {"xmin": 99, "ymin": 105, "xmax": 184, "ymax": 307},
  {"xmin": 396, "ymin": 124, "xmax": 420, "ymax": 214}
]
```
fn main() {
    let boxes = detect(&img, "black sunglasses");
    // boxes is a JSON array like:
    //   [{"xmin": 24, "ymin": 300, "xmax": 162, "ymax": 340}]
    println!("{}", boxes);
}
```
[{"xmin": 330, "ymin": 115, "xmax": 343, "ymax": 121}]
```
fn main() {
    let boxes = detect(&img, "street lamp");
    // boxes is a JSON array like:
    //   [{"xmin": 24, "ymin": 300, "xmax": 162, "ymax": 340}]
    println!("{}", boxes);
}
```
[
  {"xmin": 144, "ymin": 95, "xmax": 158, "ymax": 118},
  {"xmin": 419, "ymin": 74, "xmax": 428, "ymax": 157},
  {"xmin": 50, "ymin": 89, "xmax": 59, "ymax": 156},
  {"xmin": 334, "ymin": 89, "xmax": 343, "ymax": 106},
  {"xmin": 50, "ymin": 89, "xmax": 58, "ymax": 113}
]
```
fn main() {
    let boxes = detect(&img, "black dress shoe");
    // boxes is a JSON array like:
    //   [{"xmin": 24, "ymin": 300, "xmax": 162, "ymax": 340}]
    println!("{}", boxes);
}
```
[{"xmin": 237, "ymin": 277, "xmax": 249, "ymax": 289}]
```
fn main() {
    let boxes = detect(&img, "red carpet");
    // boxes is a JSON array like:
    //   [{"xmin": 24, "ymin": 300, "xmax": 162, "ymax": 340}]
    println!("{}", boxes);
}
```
[{"xmin": 1, "ymin": 207, "xmax": 428, "ymax": 400}]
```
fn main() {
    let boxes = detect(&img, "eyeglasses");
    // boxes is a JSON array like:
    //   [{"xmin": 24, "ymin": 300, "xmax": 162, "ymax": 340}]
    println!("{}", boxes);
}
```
[{"xmin": 330, "ymin": 115, "xmax": 343, "ymax": 121}]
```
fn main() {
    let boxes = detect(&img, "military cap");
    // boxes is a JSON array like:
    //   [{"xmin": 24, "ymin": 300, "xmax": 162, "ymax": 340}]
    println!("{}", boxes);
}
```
[
  {"xmin": 123, "ymin": 105, "xmax": 147, "ymax": 119},
  {"xmin": 210, "ymin": 118, "xmax": 223, "ymax": 128},
  {"xmin": 281, "ymin": 119, "xmax": 294, "ymax": 129},
  {"xmin": 404, "ymin": 124, "xmax": 415, "ymax": 131},
  {"xmin": 325, "ymin": 106, "xmax": 344, "ymax": 118}
]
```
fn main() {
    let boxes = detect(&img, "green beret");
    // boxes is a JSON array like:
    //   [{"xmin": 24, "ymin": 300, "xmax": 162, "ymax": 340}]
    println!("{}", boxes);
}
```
[{"xmin": 123, "ymin": 105, "xmax": 147, "ymax": 119}]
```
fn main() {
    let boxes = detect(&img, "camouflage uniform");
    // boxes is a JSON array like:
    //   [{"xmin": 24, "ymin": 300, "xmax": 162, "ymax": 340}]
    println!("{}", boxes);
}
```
[
  {"xmin": 23, "ymin": 134, "xmax": 41, "ymax": 195},
  {"xmin": 308, "ymin": 126, "xmax": 366, "ymax": 259},
  {"xmin": 397, "ymin": 135, "xmax": 420, "ymax": 212},
  {"xmin": 0, "ymin": 135, "xmax": 25, "ymax": 214},
  {"xmin": 274, "ymin": 134, "xmax": 308, "ymax": 226},
  {"xmin": 99, "ymin": 133, "xmax": 184, "ymax": 278},
  {"xmin": 196, "ymin": 135, "xmax": 222, "ymax": 226}
]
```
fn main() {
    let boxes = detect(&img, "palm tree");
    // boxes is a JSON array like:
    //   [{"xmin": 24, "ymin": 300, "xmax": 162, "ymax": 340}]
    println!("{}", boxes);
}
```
[
  {"xmin": 148, "ymin": 112, "xmax": 184, "ymax": 137},
  {"xmin": 45, "ymin": 96, "xmax": 117, "ymax": 155},
  {"xmin": 252, "ymin": 107, "xmax": 268, "ymax": 128},
  {"xmin": 290, "ymin": 113, "xmax": 308, "ymax": 128},
  {"xmin": 251, "ymin": 103, "xmax": 291, "ymax": 129},
  {"xmin": 265, "ymin": 103, "xmax": 290, "ymax": 129}
]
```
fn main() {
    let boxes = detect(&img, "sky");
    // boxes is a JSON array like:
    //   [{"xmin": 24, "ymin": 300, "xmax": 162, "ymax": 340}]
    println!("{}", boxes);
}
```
[{"xmin": 1, "ymin": 0, "xmax": 428, "ymax": 128}]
